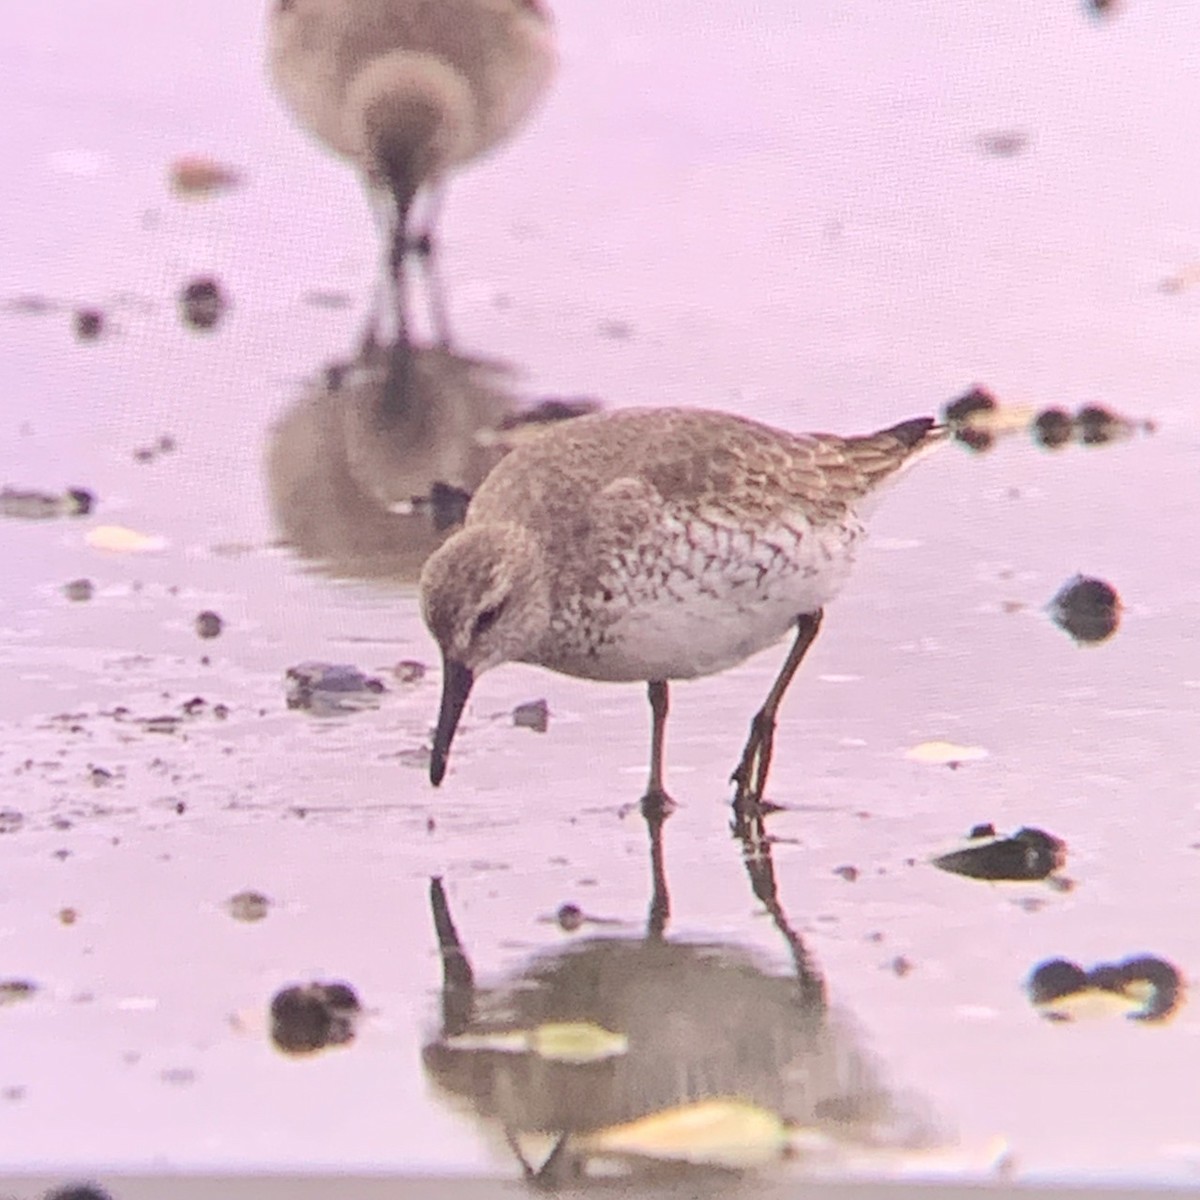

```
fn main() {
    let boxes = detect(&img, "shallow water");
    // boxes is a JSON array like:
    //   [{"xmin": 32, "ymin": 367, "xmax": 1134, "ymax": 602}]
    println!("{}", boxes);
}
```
[{"xmin": 1, "ymin": 0, "xmax": 1199, "ymax": 1186}]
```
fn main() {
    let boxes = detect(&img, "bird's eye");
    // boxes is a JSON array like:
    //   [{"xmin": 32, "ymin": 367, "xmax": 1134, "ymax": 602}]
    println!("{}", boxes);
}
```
[{"xmin": 472, "ymin": 604, "xmax": 505, "ymax": 638}]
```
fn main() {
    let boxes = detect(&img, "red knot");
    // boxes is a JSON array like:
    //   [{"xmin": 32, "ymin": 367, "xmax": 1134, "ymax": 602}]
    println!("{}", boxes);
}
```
[
  {"xmin": 420, "ymin": 407, "xmax": 947, "ymax": 814},
  {"xmin": 268, "ymin": 0, "xmax": 556, "ymax": 349}
]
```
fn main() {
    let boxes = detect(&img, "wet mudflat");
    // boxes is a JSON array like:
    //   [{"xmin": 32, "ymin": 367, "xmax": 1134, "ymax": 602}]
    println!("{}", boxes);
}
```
[{"xmin": 2, "ymin": 0, "xmax": 1199, "ymax": 1189}]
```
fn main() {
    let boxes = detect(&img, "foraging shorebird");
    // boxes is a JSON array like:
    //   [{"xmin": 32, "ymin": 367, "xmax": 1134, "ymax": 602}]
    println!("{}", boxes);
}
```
[
  {"xmin": 268, "ymin": 0, "xmax": 557, "ymax": 349},
  {"xmin": 419, "ymin": 407, "xmax": 947, "ymax": 813}
]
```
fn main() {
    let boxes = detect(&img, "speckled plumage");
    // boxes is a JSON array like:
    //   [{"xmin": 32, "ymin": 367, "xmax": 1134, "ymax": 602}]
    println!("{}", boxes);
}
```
[{"xmin": 419, "ymin": 406, "xmax": 946, "ymax": 801}]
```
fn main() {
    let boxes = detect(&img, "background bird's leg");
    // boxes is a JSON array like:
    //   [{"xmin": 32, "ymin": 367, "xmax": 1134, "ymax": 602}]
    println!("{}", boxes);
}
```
[
  {"xmin": 412, "ymin": 182, "xmax": 453, "ymax": 348},
  {"xmin": 381, "ymin": 169, "xmax": 419, "ymax": 413},
  {"xmin": 731, "ymin": 609, "xmax": 824, "ymax": 815},
  {"xmin": 641, "ymin": 680, "xmax": 675, "ymax": 817}
]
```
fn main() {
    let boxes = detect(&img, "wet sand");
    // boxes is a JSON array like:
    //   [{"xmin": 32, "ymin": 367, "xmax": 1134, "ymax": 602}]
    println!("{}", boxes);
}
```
[{"xmin": 1, "ymin": 0, "xmax": 1199, "ymax": 1188}]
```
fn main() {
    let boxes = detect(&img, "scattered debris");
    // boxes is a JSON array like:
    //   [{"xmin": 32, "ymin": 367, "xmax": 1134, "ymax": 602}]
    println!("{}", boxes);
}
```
[
  {"xmin": 905, "ymin": 741, "xmax": 988, "ymax": 768},
  {"xmin": 178, "ymin": 276, "xmax": 227, "ymax": 331},
  {"xmin": 269, "ymin": 981, "xmax": 362, "ymax": 1055},
  {"xmin": 513, "ymin": 698, "xmax": 550, "ymax": 733},
  {"xmin": 285, "ymin": 661, "xmax": 386, "ymax": 714},
  {"xmin": 393, "ymin": 660, "xmax": 427, "ymax": 684},
  {"xmin": 1049, "ymin": 575, "xmax": 1121, "ymax": 645},
  {"xmin": 942, "ymin": 387, "xmax": 1006, "ymax": 452},
  {"xmin": 132, "ymin": 434, "xmax": 178, "ymax": 464},
  {"xmin": 62, "ymin": 578, "xmax": 94, "ymax": 602},
  {"xmin": 0, "ymin": 486, "xmax": 93, "ymax": 520},
  {"xmin": 169, "ymin": 155, "xmax": 243, "ymax": 198},
  {"xmin": 933, "ymin": 825, "xmax": 1066, "ymax": 882},
  {"xmin": 1032, "ymin": 408, "xmax": 1074, "ymax": 450},
  {"xmin": 1075, "ymin": 403, "xmax": 1153, "ymax": 446},
  {"xmin": 1028, "ymin": 955, "xmax": 1183, "ymax": 1022},
  {"xmin": 73, "ymin": 307, "xmax": 105, "ymax": 341},
  {"xmin": 195, "ymin": 610, "xmax": 224, "ymax": 639},
  {"xmin": 85, "ymin": 525, "xmax": 167, "ymax": 553},
  {"xmin": 976, "ymin": 130, "xmax": 1029, "ymax": 158},
  {"xmin": 0, "ymin": 979, "xmax": 38, "ymax": 1005},
  {"xmin": 556, "ymin": 903, "xmax": 584, "ymax": 932},
  {"xmin": 227, "ymin": 891, "xmax": 271, "ymax": 922}
]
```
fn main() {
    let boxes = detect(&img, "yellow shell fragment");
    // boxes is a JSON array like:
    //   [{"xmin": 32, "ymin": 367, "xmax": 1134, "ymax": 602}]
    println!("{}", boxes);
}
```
[
  {"xmin": 85, "ymin": 525, "xmax": 168, "ymax": 553},
  {"xmin": 581, "ymin": 1099, "xmax": 788, "ymax": 1169},
  {"xmin": 905, "ymin": 741, "xmax": 988, "ymax": 766},
  {"xmin": 441, "ymin": 1021, "xmax": 628, "ymax": 1064},
  {"xmin": 529, "ymin": 1021, "xmax": 629, "ymax": 1064}
]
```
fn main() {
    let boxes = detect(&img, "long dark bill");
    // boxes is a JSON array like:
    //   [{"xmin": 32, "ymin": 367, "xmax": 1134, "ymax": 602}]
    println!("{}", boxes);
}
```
[{"xmin": 430, "ymin": 658, "xmax": 474, "ymax": 787}]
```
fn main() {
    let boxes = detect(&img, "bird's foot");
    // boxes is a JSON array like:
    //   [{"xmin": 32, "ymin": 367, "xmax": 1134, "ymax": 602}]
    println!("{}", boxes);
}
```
[{"xmin": 639, "ymin": 786, "xmax": 676, "ymax": 823}]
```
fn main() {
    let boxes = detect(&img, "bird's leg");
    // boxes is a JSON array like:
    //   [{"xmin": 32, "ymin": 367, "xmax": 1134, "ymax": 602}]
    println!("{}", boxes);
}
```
[
  {"xmin": 731, "ymin": 609, "xmax": 824, "ymax": 816},
  {"xmin": 380, "ymin": 173, "xmax": 419, "ymax": 414},
  {"xmin": 641, "ymin": 680, "xmax": 676, "ymax": 818},
  {"xmin": 412, "ymin": 182, "xmax": 453, "ymax": 348}
]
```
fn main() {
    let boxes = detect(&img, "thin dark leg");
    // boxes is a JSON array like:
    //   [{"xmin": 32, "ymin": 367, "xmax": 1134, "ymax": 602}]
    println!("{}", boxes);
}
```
[
  {"xmin": 642, "ymin": 680, "xmax": 674, "ymax": 815},
  {"xmin": 643, "ymin": 786, "xmax": 672, "ymax": 941},
  {"xmin": 731, "ymin": 609, "xmax": 824, "ymax": 815},
  {"xmin": 413, "ymin": 183, "xmax": 453, "ymax": 348}
]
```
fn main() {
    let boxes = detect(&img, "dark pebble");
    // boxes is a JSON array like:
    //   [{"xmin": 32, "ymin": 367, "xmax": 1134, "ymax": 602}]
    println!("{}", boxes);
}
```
[
  {"xmin": 270, "ymin": 981, "xmax": 361, "ymax": 1055},
  {"xmin": 393, "ymin": 660, "xmax": 427, "ymax": 684},
  {"xmin": 933, "ymin": 826, "xmax": 1066, "ymax": 882},
  {"xmin": 73, "ymin": 308, "xmax": 105, "ymax": 341},
  {"xmin": 513, "ymin": 698, "xmax": 550, "ymax": 733},
  {"xmin": 62, "ymin": 578, "xmax": 94, "ymax": 602},
  {"xmin": 179, "ymin": 276, "xmax": 227, "ymax": 331},
  {"xmin": 556, "ymin": 903, "xmax": 584, "ymax": 932},
  {"xmin": 943, "ymin": 386, "xmax": 996, "ymax": 424},
  {"xmin": 66, "ymin": 488, "xmax": 95, "ymax": 516},
  {"xmin": 227, "ymin": 890, "xmax": 271, "ymax": 922},
  {"xmin": 1033, "ymin": 408, "xmax": 1073, "ymax": 449},
  {"xmin": 1075, "ymin": 404, "xmax": 1123, "ymax": 446},
  {"xmin": 195, "ymin": 610, "xmax": 224, "ymax": 639},
  {"xmin": 1049, "ymin": 575, "xmax": 1121, "ymax": 644},
  {"xmin": 833, "ymin": 865, "xmax": 859, "ymax": 882}
]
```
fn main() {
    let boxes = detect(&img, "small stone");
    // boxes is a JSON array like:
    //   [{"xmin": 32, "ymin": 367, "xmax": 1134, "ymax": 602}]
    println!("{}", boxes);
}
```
[
  {"xmin": 1033, "ymin": 408, "xmax": 1073, "ymax": 449},
  {"xmin": 73, "ymin": 308, "xmax": 105, "ymax": 341},
  {"xmin": 889, "ymin": 956, "xmax": 914, "ymax": 978},
  {"xmin": 0, "ymin": 979, "xmax": 38, "ymax": 1004},
  {"xmin": 556, "ymin": 903, "xmax": 584, "ymax": 932},
  {"xmin": 976, "ymin": 129, "xmax": 1029, "ymax": 158},
  {"xmin": 88, "ymin": 765, "xmax": 114, "ymax": 786},
  {"xmin": 269, "ymin": 981, "xmax": 362, "ymax": 1055},
  {"xmin": 227, "ymin": 890, "xmax": 271, "ymax": 922},
  {"xmin": 62, "ymin": 578, "xmax": 94, "ymax": 602},
  {"xmin": 195, "ymin": 610, "xmax": 224, "ymax": 639},
  {"xmin": 59, "ymin": 907, "xmax": 78, "ymax": 926},
  {"xmin": 513, "ymin": 698, "xmax": 550, "ymax": 733},
  {"xmin": 393, "ymin": 659, "xmax": 427, "ymax": 684},
  {"xmin": 179, "ymin": 276, "xmax": 227, "ymax": 331},
  {"xmin": 1049, "ymin": 575, "xmax": 1121, "ymax": 645},
  {"xmin": 286, "ymin": 662, "xmax": 386, "ymax": 713},
  {"xmin": 0, "ymin": 810, "xmax": 25, "ymax": 834},
  {"xmin": 833, "ymin": 865, "xmax": 859, "ymax": 882}
]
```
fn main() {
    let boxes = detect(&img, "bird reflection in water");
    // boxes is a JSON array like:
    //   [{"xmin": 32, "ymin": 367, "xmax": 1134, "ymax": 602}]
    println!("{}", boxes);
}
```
[
  {"xmin": 266, "ymin": 336, "xmax": 599, "ymax": 580},
  {"xmin": 424, "ymin": 801, "xmax": 939, "ymax": 1185}
]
